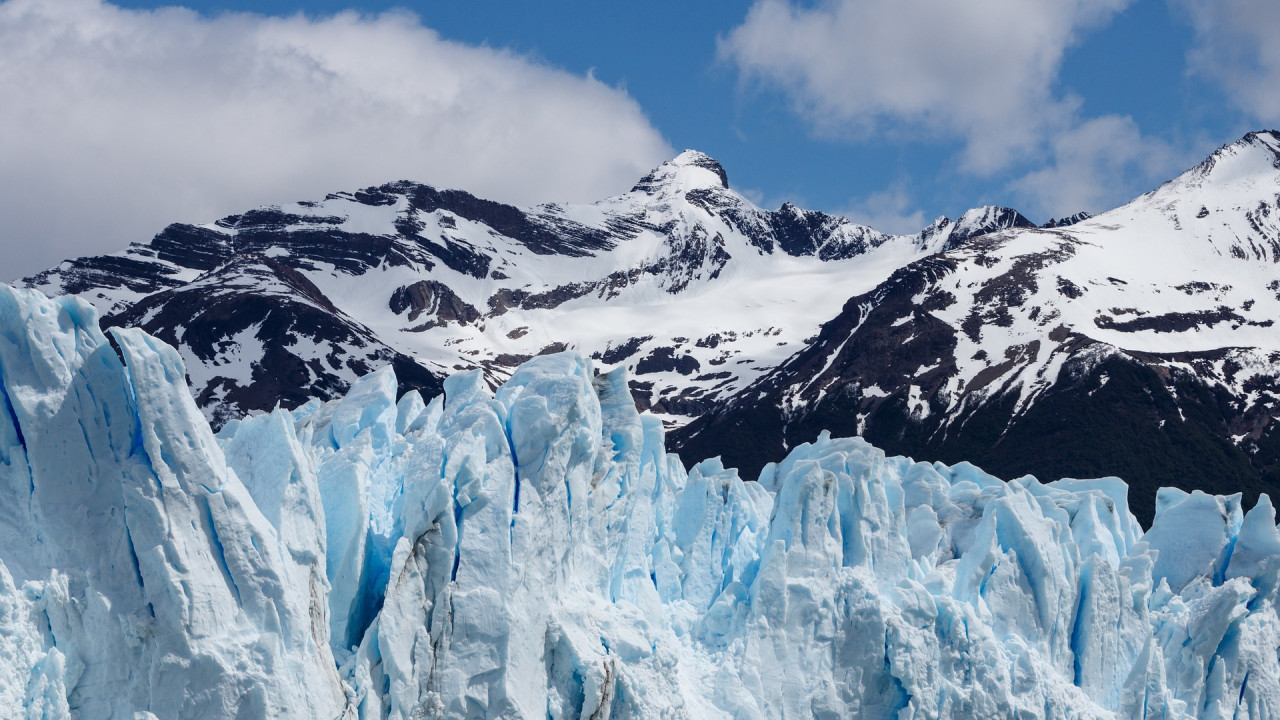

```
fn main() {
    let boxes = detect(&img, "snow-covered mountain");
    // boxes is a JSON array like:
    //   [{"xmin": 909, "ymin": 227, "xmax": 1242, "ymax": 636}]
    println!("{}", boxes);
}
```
[
  {"xmin": 4, "ymin": 283, "xmax": 1280, "ymax": 719},
  {"xmin": 18, "ymin": 133, "xmax": 1280, "ymax": 524},
  {"xmin": 20, "ymin": 150, "xmax": 1032, "ymax": 430},
  {"xmin": 677, "ymin": 132, "xmax": 1280, "ymax": 524}
]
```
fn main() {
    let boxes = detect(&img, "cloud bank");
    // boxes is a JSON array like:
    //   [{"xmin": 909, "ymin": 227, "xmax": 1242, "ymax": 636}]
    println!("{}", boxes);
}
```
[
  {"xmin": 720, "ymin": 0, "xmax": 1130, "ymax": 171},
  {"xmin": 0, "ymin": 0, "xmax": 672, "ymax": 279}
]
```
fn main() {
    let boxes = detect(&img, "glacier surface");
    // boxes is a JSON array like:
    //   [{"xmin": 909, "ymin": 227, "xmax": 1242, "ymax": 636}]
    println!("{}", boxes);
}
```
[{"xmin": 2, "ymin": 282, "xmax": 1280, "ymax": 719}]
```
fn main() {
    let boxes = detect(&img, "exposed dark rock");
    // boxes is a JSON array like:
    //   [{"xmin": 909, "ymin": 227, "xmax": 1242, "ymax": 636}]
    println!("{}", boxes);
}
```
[
  {"xmin": 596, "ymin": 336, "xmax": 653, "ymax": 365},
  {"xmin": 635, "ymin": 347, "xmax": 702, "ymax": 376},
  {"xmin": 25, "ymin": 252, "xmax": 185, "ymax": 299},
  {"xmin": 492, "ymin": 353, "xmax": 532, "ymax": 368},
  {"xmin": 1042, "ymin": 212, "xmax": 1092, "ymax": 228},
  {"xmin": 627, "ymin": 380, "xmax": 655, "ymax": 411},
  {"xmin": 383, "ymin": 181, "xmax": 618, "ymax": 257},
  {"xmin": 1095, "ymin": 307, "xmax": 1271, "ymax": 333},
  {"xmin": 390, "ymin": 280, "xmax": 480, "ymax": 328},
  {"xmin": 106, "ymin": 254, "xmax": 442, "ymax": 429}
]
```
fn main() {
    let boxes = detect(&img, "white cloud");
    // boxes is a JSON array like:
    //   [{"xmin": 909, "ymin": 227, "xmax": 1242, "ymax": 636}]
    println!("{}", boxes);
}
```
[
  {"xmin": 720, "ymin": 0, "xmax": 1132, "ymax": 173},
  {"xmin": 0, "ymin": 0, "xmax": 672, "ymax": 279},
  {"xmin": 842, "ymin": 183, "xmax": 926, "ymax": 234},
  {"xmin": 1010, "ymin": 115, "xmax": 1181, "ymax": 219},
  {"xmin": 720, "ymin": 0, "xmax": 1199, "ymax": 226},
  {"xmin": 1177, "ymin": 0, "xmax": 1280, "ymax": 121}
]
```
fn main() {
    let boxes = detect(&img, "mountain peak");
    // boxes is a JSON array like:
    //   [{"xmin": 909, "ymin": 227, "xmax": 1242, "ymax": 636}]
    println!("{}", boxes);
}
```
[
  {"xmin": 953, "ymin": 205, "xmax": 1035, "ymax": 236},
  {"xmin": 1240, "ymin": 129, "xmax": 1280, "ymax": 151},
  {"xmin": 1212, "ymin": 129, "xmax": 1280, "ymax": 166},
  {"xmin": 1179, "ymin": 129, "xmax": 1280, "ymax": 188},
  {"xmin": 630, "ymin": 150, "xmax": 729, "ymax": 194}
]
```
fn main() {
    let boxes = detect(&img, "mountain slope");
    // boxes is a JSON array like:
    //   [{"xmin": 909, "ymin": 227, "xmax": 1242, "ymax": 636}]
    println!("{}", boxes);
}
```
[
  {"xmin": 21, "ymin": 151, "xmax": 1035, "ymax": 430},
  {"xmin": 676, "ymin": 131, "xmax": 1280, "ymax": 525},
  {"xmin": 3, "ymin": 283, "xmax": 1279, "ymax": 719},
  {"xmin": 106, "ymin": 252, "xmax": 443, "ymax": 428}
]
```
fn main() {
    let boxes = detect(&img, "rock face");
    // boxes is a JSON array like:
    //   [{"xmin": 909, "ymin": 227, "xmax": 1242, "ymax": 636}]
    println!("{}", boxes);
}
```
[
  {"xmin": 4, "ymin": 283, "xmax": 1280, "ymax": 719},
  {"xmin": 676, "ymin": 131, "xmax": 1280, "ymax": 525},
  {"xmin": 105, "ymin": 253, "xmax": 444, "ymax": 429}
]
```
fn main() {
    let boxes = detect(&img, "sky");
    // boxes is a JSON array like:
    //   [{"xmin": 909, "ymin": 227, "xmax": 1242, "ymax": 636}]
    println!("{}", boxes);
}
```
[{"xmin": 3, "ymin": 0, "xmax": 1278, "ymax": 279}]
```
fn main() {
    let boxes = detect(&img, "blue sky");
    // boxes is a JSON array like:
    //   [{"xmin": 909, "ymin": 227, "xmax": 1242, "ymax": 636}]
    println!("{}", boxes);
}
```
[{"xmin": 3, "ymin": 0, "xmax": 1278, "ymax": 276}]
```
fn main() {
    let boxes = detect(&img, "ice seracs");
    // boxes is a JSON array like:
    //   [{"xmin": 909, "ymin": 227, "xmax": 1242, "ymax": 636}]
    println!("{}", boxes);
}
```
[
  {"xmin": 3, "ymin": 282, "xmax": 1280, "ymax": 718},
  {"xmin": 0, "ymin": 284, "xmax": 347, "ymax": 719}
]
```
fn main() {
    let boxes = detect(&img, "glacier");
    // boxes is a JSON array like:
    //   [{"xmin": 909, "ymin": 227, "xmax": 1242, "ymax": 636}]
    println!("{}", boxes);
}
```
[{"xmin": 2, "ymin": 282, "xmax": 1280, "ymax": 719}]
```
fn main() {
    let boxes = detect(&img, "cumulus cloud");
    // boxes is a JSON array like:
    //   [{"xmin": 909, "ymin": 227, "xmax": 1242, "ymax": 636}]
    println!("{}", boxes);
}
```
[
  {"xmin": 0, "ymin": 0, "xmax": 672, "ymax": 279},
  {"xmin": 720, "ymin": 0, "xmax": 1131, "ymax": 173},
  {"xmin": 842, "ymin": 184, "xmax": 926, "ymax": 234},
  {"xmin": 1177, "ymin": 0, "xmax": 1280, "ymax": 121},
  {"xmin": 1010, "ymin": 115, "xmax": 1181, "ymax": 219},
  {"xmin": 720, "ymin": 0, "xmax": 1201, "ymax": 225}
]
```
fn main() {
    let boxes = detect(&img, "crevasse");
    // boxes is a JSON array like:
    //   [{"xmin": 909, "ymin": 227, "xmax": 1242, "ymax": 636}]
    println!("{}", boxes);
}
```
[{"xmin": 1, "ymin": 282, "xmax": 1278, "ymax": 719}]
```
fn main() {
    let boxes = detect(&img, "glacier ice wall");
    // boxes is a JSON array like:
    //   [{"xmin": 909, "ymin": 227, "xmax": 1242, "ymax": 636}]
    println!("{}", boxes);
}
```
[{"xmin": 2, "ymin": 283, "xmax": 1280, "ymax": 719}]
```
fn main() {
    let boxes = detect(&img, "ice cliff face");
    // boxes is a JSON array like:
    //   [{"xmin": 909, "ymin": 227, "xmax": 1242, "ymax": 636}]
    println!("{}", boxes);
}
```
[{"xmin": 3, "ymin": 282, "xmax": 1280, "ymax": 719}]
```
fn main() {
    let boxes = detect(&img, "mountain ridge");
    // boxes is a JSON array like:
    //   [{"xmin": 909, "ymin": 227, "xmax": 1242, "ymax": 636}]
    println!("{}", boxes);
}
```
[
  {"xmin": 674, "ymin": 131, "xmax": 1280, "ymax": 524},
  {"xmin": 18, "ymin": 131, "xmax": 1280, "ymax": 523},
  {"xmin": 21, "ymin": 149, "xmax": 1039, "ymax": 429}
]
